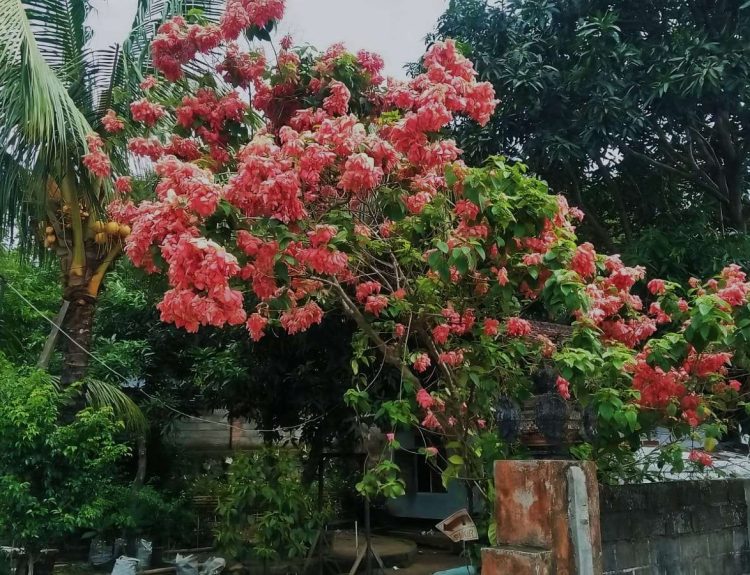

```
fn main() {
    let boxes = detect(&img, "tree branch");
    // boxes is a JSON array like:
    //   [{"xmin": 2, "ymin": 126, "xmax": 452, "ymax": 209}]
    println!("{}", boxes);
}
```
[
  {"xmin": 623, "ymin": 147, "xmax": 729, "ymax": 203},
  {"xmin": 329, "ymin": 279, "xmax": 421, "ymax": 388}
]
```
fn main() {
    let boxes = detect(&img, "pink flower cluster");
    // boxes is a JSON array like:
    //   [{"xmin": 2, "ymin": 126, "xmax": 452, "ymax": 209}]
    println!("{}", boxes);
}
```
[
  {"xmin": 506, "ymin": 317, "xmax": 532, "ymax": 338},
  {"xmin": 102, "ymin": 109, "xmax": 125, "ymax": 133},
  {"xmin": 154, "ymin": 156, "xmax": 223, "ymax": 218},
  {"xmin": 82, "ymin": 134, "xmax": 111, "ymax": 178},
  {"xmin": 716, "ymin": 264, "xmax": 750, "ymax": 307},
  {"xmin": 218, "ymin": 43, "xmax": 266, "ymax": 88},
  {"xmin": 130, "ymin": 98, "xmax": 166, "ymax": 126},
  {"xmin": 151, "ymin": 16, "xmax": 222, "ymax": 81},
  {"xmin": 158, "ymin": 236, "xmax": 246, "ymax": 332},
  {"xmin": 220, "ymin": 0, "xmax": 285, "ymax": 40}
]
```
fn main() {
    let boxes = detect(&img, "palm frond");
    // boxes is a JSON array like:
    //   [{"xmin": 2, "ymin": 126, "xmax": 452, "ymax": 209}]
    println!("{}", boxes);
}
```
[
  {"xmin": 0, "ymin": 150, "xmax": 32, "ymax": 248},
  {"xmin": 0, "ymin": 0, "xmax": 95, "ymax": 242},
  {"xmin": 23, "ymin": 0, "xmax": 97, "ymax": 124},
  {"xmin": 94, "ymin": 0, "xmax": 227, "ymax": 120},
  {"xmin": 85, "ymin": 377, "xmax": 148, "ymax": 435},
  {"xmin": 23, "ymin": 0, "xmax": 92, "ymax": 73}
]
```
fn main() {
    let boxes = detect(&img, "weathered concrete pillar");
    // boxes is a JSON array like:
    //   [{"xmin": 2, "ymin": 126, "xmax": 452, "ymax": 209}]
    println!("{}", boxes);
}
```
[{"xmin": 481, "ymin": 460, "xmax": 602, "ymax": 575}]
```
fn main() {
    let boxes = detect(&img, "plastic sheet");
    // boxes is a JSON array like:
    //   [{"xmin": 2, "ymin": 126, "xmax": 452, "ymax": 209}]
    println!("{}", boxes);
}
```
[
  {"xmin": 201, "ymin": 557, "xmax": 226, "ymax": 575},
  {"xmin": 111, "ymin": 556, "xmax": 139, "ymax": 575},
  {"xmin": 174, "ymin": 554, "xmax": 199, "ymax": 575}
]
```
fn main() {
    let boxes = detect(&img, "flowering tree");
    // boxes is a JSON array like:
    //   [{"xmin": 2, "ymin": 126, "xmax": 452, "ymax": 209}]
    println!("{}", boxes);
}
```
[{"xmin": 94, "ymin": 0, "xmax": 750, "ymax": 490}]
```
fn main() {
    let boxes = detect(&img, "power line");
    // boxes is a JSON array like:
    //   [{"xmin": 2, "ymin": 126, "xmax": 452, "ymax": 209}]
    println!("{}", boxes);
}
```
[{"xmin": 0, "ymin": 273, "xmax": 324, "ymax": 434}]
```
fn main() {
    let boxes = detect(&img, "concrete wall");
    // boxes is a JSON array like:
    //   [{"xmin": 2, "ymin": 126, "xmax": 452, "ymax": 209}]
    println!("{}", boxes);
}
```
[
  {"xmin": 600, "ymin": 480, "xmax": 750, "ymax": 574},
  {"xmin": 167, "ymin": 410, "xmax": 299, "ymax": 454}
]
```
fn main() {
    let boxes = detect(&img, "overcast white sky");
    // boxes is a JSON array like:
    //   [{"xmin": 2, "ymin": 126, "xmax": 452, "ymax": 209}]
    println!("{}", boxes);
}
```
[{"xmin": 87, "ymin": 0, "xmax": 449, "ymax": 78}]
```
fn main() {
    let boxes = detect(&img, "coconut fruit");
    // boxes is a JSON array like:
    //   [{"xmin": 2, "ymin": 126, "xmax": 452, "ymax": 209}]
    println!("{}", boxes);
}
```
[
  {"xmin": 94, "ymin": 232, "xmax": 107, "ymax": 245},
  {"xmin": 119, "ymin": 225, "xmax": 131, "ymax": 238},
  {"xmin": 105, "ymin": 221, "xmax": 120, "ymax": 235}
]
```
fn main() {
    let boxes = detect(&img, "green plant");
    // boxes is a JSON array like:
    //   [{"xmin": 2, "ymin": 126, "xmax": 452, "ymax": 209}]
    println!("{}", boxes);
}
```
[
  {"xmin": 215, "ymin": 449, "xmax": 327, "ymax": 561},
  {"xmin": 0, "ymin": 354, "xmax": 128, "ymax": 569}
]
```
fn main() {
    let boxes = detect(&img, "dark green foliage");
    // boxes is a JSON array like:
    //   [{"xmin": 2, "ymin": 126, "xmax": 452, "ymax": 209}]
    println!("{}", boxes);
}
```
[
  {"xmin": 432, "ymin": 0, "xmax": 750, "ymax": 279},
  {"xmin": 94, "ymin": 484, "xmax": 197, "ymax": 545},
  {"xmin": 0, "ymin": 249, "xmax": 60, "ymax": 364}
]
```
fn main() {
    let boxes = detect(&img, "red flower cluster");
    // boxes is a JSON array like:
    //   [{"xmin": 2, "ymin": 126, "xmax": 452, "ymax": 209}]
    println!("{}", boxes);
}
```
[
  {"xmin": 688, "ymin": 450, "xmax": 713, "ymax": 467},
  {"xmin": 631, "ymin": 360, "xmax": 688, "ymax": 409},
  {"xmin": 570, "ymin": 242, "xmax": 596, "ymax": 279},
  {"xmin": 115, "ymin": 176, "xmax": 132, "ymax": 194},
  {"xmin": 279, "ymin": 300, "xmax": 324, "ymax": 335},
  {"xmin": 246, "ymin": 312, "xmax": 269, "ymax": 341},
  {"xmin": 416, "ymin": 388, "xmax": 435, "ymax": 409},
  {"xmin": 439, "ymin": 349, "xmax": 464, "ymax": 367},
  {"xmin": 506, "ymin": 317, "xmax": 532, "ymax": 337},
  {"xmin": 556, "ymin": 376, "xmax": 571, "ymax": 400}
]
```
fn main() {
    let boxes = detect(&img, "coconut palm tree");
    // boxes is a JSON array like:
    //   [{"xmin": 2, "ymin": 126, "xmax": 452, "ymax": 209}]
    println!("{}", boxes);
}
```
[{"xmin": 0, "ymin": 0, "xmax": 224, "ymax": 386}]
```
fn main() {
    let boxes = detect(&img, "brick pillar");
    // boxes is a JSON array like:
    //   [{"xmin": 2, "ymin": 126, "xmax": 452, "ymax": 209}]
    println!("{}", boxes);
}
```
[{"xmin": 481, "ymin": 460, "xmax": 602, "ymax": 575}]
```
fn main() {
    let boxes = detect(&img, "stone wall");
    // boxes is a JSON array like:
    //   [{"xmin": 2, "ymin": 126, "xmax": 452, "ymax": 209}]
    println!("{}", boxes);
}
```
[{"xmin": 600, "ymin": 480, "xmax": 750, "ymax": 574}]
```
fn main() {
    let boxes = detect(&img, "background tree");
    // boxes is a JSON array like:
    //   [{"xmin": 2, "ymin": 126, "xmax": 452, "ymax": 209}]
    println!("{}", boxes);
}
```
[
  {"xmin": 431, "ymin": 0, "xmax": 750, "ymax": 278},
  {"xmin": 0, "ymin": 249, "xmax": 60, "ymax": 364}
]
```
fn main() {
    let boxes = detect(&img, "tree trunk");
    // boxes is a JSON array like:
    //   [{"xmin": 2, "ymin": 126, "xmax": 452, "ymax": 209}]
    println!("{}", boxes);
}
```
[
  {"xmin": 134, "ymin": 434, "xmax": 147, "ymax": 487},
  {"xmin": 728, "ymin": 190, "xmax": 746, "ymax": 233},
  {"xmin": 60, "ymin": 290, "xmax": 97, "ymax": 387},
  {"xmin": 565, "ymin": 171, "xmax": 615, "ymax": 252}
]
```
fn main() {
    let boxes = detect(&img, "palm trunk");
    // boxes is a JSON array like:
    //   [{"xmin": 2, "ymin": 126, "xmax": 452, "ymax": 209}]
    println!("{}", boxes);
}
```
[{"xmin": 60, "ymin": 290, "xmax": 97, "ymax": 387}]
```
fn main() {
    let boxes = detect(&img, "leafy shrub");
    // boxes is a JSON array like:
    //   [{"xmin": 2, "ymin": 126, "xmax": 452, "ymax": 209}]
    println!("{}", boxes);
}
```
[
  {"xmin": 0, "ymin": 354, "xmax": 128, "ymax": 561},
  {"xmin": 215, "ymin": 449, "xmax": 326, "ymax": 561}
]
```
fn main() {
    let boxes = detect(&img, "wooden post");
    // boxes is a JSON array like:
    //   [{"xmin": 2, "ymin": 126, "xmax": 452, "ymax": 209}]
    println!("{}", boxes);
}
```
[{"xmin": 37, "ymin": 300, "xmax": 70, "ymax": 369}]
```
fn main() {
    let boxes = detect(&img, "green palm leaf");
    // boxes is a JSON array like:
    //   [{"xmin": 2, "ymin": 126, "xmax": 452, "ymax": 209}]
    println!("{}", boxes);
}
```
[
  {"xmin": 85, "ymin": 377, "xmax": 148, "ymax": 435},
  {"xmin": 0, "ymin": 0, "xmax": 94, "ymax": 247}
]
